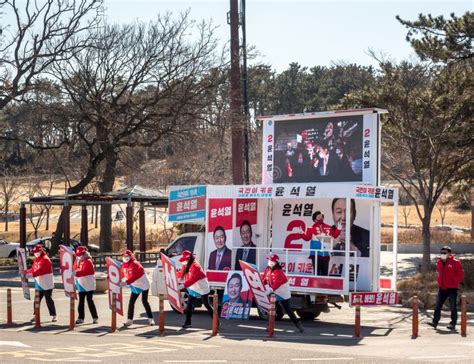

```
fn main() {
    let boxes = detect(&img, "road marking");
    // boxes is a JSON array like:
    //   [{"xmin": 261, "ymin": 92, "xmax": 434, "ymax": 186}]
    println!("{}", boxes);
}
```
[
  {"xmin": 408, "ymin": 355, "xmax": 468, "ymax": 360},
  {"xmin": 291, "ymin": 359, "xmax": 353, "ymax": 362},
  {"xmin": 163, "ymin": 361, "xmax": 227, "ymax": 363},
  {"xmin": 0, "ymin": 340, "xmax": 30, "ymax": 348}
]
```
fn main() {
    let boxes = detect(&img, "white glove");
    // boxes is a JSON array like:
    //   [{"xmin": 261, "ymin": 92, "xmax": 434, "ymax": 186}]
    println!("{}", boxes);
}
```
[
  {"xmin": 178, "ymin": 283, "xmax": 185, "ymax": 290},
  {"xmin": 266, "ymin": 287, "xmax": 273, "ymax": 295},
  {"xmin": 336, "ymin": 221, "xmax": 343, "ymax": 230},
  {"xmin": 119, "ymin": 281, "xmax": 127, "ymax": 287}
]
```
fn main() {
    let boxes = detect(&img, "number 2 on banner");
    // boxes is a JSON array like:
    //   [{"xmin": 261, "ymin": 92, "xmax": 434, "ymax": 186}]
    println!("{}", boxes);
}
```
[
  {"xmin": 284, "ymin": 220, "xmax": 306, "ymax": 250},
  {"xmin": 59, "ymin": 245, "xmax": 76, "ymax": 298}
]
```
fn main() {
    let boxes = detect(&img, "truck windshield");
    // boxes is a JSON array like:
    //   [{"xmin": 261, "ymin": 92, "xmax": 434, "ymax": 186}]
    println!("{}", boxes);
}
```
[{"xmin": 166, "ymin": 236, "xmax": 197, "ymax": 257}]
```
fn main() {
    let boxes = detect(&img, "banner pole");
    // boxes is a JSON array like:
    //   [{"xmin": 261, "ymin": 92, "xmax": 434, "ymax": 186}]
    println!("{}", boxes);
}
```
[
  {"xmin": 267, "ymin": 294, "xmax": 275, "ymax": 338},
  {"xmin": 354, "ymin": 295, "xmax": 361, "ymax": 338},
  {"xmin": 69, "ymin": 295, "xmax": 75, "ymax": 330},
  {"xmin": 111, "ymin": 293, "xmax": 117, "ymax": 333},
  {"xmin": 411, "ymin": 295, "xmax": 419, "ymax": 339},
  {"xmin": 461, "ymin": 295, "xmax": 467, "ymax": 337},
  {"xmin": 212, "ymin": 292, "xmax": 219, "ymax": 336},
  {"xmin": 34, "ymin": 290, "xmax": 41, "ymax": 328},
  {"xmin": 7, "ymin": 288, "xmax": 13, "ymax": 325},
  {"xmin": 159, "ymin": 294, "xmax": 165, "ymax": 335}
]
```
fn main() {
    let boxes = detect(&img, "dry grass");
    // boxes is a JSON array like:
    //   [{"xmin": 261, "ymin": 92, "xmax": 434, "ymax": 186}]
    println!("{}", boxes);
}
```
[{"xmin": 381, "ymin": 227, "xmax": 472, "ymax": 244}]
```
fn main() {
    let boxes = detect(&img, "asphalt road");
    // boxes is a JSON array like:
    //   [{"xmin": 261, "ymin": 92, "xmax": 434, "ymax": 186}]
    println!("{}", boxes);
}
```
[{"xmin": 1, "ymin": 287, "xmax": 473, "ymax": 363}]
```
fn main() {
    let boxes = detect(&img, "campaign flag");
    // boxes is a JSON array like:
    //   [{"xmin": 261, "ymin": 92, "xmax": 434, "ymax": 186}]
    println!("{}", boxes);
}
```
[
  {"xmin": 106, "ymin": 257, "xmax": 124, "ymax": 316},
  {"xmin": 59, "ymin": 245, "xmax": 76, "ymax": 298},
  {"xmin": 161, "ymin": 253, "xmax": 184, "ymax": 314},
  {"xmin": 239, "ymin": 260, "xmax": 272, "ymax": 314},
  {"xmin": 16, "ymin": 248, "xmax": 30, "ymax": 300},
  {"xmin": 221, "ymin": 270, "xmax": 252, "ymax": 320}
]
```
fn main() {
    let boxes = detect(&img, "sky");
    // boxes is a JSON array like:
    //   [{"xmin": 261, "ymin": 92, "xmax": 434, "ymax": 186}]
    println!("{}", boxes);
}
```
[{"xmin": 102, "ymin": 0, "xmax": 472, "ymax": 71}]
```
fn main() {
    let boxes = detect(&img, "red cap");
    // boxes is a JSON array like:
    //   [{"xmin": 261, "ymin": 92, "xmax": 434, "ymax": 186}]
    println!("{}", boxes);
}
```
[
  {"xmin": 267, "ymin": 254, "xmax": 279, "ymax": 263},
  {"xmin": 32, "ymin": 245, "xmax": 43, "ymax": 254},
  {"xmin": 122, "ymin": 249, "xmax": 133, "ymax": 257},
  {"xmin": 76, "ymin": 246, "xmax": 86, "ymax": 257},
  {"xmin": 179, "ymin": 250, "xmax": 192, "ymax": 262}
]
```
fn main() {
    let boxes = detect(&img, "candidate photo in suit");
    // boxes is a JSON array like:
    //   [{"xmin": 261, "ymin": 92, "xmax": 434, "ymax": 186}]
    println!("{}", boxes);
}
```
[
  {"xmin": 208, "ymin": 226, "xmax": 232, "ymax": 270},
  {"xmin": 235, "ymin": 220, "xmax": 256, "ymax": 270}
]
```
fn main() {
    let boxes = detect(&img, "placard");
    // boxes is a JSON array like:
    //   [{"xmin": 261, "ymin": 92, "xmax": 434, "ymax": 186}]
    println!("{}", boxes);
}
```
[
  {"xmin": 349, "ymin": 291, "xmax": 398, "ymax": 306},
  {"xmin": 106, "ymin": 257, "xmax": 124, "ymax": 316},
  {"xmin": 59, "ymin": 245, "xmax": 76, "ymax": 298},
  {"xmin": 239, "ymin": 260, "xmax": 272, "ymax": 314},
  {"xmin": 221, "ymin": 271, "xmax": 252, "ymax": 320},
  {"xmin": 16, "ymin": 248, "xmax": 30, "ymax": 300},
  {"xmin": 161, "ymin": 253, "xmax": 184, "ymax": 314}
]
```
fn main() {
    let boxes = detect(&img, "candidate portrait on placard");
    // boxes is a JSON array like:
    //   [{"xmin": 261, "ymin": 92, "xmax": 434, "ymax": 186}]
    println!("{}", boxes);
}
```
[
  {"xmin": 208, "ymin": 225, "xmax": 232, "ymax": 271},
  {"xmin": 221, "ymin": 271, "xmax": 252, "ymax": 320}
]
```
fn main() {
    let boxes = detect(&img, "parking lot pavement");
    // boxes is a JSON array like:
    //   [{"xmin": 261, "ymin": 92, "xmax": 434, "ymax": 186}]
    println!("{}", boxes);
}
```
[{"xmin": 1, "ymin": 287, "xmax": 473, "ymax": 363}]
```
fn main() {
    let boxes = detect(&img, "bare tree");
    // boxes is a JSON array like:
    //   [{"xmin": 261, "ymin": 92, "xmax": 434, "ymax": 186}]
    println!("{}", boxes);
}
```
[
  {"xmin": 0, "ymin": 0, "xmax": 103, "ymax": 110},
  {"xmin": 0, "ymin": 168, "xmax": 18, "ymax": 231},
  {"xmin": 436, "ymin": 194, "xmax": 451, "ymax": 226}
]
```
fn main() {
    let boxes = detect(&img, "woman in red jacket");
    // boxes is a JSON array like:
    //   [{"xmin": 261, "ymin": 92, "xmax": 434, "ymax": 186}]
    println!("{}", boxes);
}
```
[
  {"xmin": 74, "ymin": 246, "xmax": 98, "ymax": 324},
  {"xmin": 262, "ymin": 254, "xmax": 304, "ymax": 333},
  {"xmin": 121, "ymin": 250, "xmax": 153, "ymax": 327},
  {"xmin": 428, "ymin": 246, "xmax": 465, "ymax": 330},
  {"xmin": 177, "ymin": 250, "xmax": 214, "ymax": 328},
  {"xmin": 26, "ymin": 245, "xmax": 56, "ymax": 322}
]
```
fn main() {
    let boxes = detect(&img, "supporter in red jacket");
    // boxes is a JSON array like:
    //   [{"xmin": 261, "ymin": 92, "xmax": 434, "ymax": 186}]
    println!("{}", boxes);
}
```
[
  {"xmin": 74, "ymin": 246, "xmax": 98, "ymax": 324},
  {"xmin": 428, "ymin": 246, "xmax": 465, "ymax": 330},
  {"xmin": 177, "ymin": 250, "xmax": 214, "ymax": 328},
  {"xmin": 121, "ymin": 250, "xmax": 153, "ymax": 327},
  {"xmin": 262, "ymin": 254, "xmax": 304, "ymax": 333},
  {"xmin": 26, "ymin": 245, "xmax": 56, "ymax": 322}
]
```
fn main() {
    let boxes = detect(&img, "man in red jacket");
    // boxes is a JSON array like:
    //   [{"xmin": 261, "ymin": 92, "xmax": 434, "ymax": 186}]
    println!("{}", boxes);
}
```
[{"xmin": 428, "ymin": 246, "xmax": 464, "ymax": 330}]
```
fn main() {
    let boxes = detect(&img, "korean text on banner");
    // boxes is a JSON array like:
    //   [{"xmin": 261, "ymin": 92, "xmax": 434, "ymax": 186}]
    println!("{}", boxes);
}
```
[
  {"xmin": 16, "ymin": 248, "xmax": 30, "ymax": 300},
  {"xmin": 221, "ymin": 271, "xmax": 252, "ymax": 320},
  {"xmin": 59, "ymin": 245, "xmax": 76, "ymax": 298},
  {"xmin": 239, "ymin": 260, "xmax": 272, "ymax": 314},
  {"xmin": 106, "ymin": 257, "xmax": 124, "ymax": 316},
  {"xmin": 349, "ymin": 292, "xmax": 399, "ymax": 306},
  {"xmin": 160, "ymin": 253, "xmax": 184, "ymax": 314},
  {"xmin": 168, "ymin": 186, "xmax": 206, "ymax": 222}
]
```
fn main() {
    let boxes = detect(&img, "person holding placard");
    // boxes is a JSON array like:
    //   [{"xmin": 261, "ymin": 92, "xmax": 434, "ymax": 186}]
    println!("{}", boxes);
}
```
[
  {"xmin": 74, "ymin": 246, "xmax": 98, "ymax": 324},
  {"xmin": 121, "ymin": 250, "xmax": 153, "ymax": 327},
  {"xmin": 177, "ymin": 250, "xmax": 215, "ymax": 329},
  {"xmin": 26, "ymin": 245, "xmax": 57, "ymax": 322}
]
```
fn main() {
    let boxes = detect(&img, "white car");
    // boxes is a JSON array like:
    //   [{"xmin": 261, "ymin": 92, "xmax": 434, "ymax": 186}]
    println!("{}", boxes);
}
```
[{"xmin": 0, "ymin": 239, "xmax": 20, "ymax": 258}]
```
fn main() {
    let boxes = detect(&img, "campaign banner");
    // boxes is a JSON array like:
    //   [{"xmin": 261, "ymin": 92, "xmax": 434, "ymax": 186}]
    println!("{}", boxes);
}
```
[
  {"xmin": 221, "ymin": 271, "xmax": 252, "ymax": 320},
  {"xmin": 16, "ymin": 248, "xmax": 30, "ymax": 300},
  {"xmin": 106, "ymin": 257, "xmax": 124, "ymax": 316},
  {"xmin": 233, "ymin": 199, "xmax": 259, "ymax": 270},
  {"xmin": 161, "ymin": 253, "xmax": 184, "ymax": 314},
  {"xmin": 168, "ymin": 186, "xmax": 206, "ymax": 223},
  {"xmin": 261, "ymin": 111, "xmax": 379, "ymax": 185},
  {"xmin": 239, "ymin": 260, "xmax": 272, "ymax": 314},
  {"xmin": 59, "ymin": 245, "xmax": 76, "ymax": 298},
  {"xmin": 349, "ymin": 291, "xmax": 398, "ymax": 306},
  {"xmin": 207, "ymin": 199, "xmax": 233, "ymax": 271},
  {"xmin": 272, "ymin": 198, "xmax": 372, "ymax": 291}
]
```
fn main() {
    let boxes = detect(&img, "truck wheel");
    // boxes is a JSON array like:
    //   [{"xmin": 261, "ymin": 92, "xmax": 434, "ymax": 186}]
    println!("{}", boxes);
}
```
[
  {"xmin": 257, "ymin": 304, "xmax": 284, "ymax": 321},
  {"xmin": 8, "ymin": 250, "xmax": 16, "ymax": 258},
  {"xmin": 171, "ymin": 292, "xmax": 190, "ymax": 314},
  {"xmin": 296, "ymin": 310, "xmax": 320, "ymax": 321}
]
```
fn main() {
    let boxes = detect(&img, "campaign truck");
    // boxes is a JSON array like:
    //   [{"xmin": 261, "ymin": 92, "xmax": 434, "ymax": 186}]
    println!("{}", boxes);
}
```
[{"xmin": 151, "ymin": 108, "xmax": 399, "ymax": 320}]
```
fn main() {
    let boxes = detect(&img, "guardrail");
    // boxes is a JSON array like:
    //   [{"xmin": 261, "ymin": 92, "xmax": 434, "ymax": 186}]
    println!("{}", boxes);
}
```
[{"xmin": 91, "ymin": 252, "xmax": 161, "ymax": 268}]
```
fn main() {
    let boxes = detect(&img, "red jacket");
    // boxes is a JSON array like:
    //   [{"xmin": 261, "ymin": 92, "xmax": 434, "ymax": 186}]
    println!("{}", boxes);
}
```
[
  {"xmin": 73, "ymin": 257, "xmax": 95, "ymax": 277},
  {"xmin": 437, "ymin": 255, "xmax": 464, "ymax": 290},
  {"xmin": 302, "ymin": 221, "xmax": 341, "ymax": 241},
  {"xmin": 26, "ymin": 252, "xmax": 53, "ymax": 277},
  {"xmin": 177, "ymin": 260, "xmax": 206, "ymax": 288},
  {"xmin": 122, "ymin": 258, "xmax": 145, "ymax": 285},
  {"xmin": 262, "ymin": 266, "xmax": 288, "ymax": 291}
]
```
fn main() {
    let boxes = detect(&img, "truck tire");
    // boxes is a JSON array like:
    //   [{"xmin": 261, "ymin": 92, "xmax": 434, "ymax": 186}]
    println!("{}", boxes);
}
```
[
  {"xmin": 296, "ymin": 310, "xmax": 321, "ymax": 321},
  {"xmin": 8, "ymin": 250, "xmax": 16, "ymax": 258},
  {"xmin": 257, "ymin": 304, "xmax": 284, "ymax": 321}
]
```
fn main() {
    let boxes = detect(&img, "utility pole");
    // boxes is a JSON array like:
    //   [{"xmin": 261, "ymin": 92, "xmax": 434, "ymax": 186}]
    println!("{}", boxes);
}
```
[
  {"xmin": 241, "ymin": 0, "xmax": 250, "ymax": 184},
  {"xmin": 229, "ymin": 0, "xmax": 244, "ymax": 185}
]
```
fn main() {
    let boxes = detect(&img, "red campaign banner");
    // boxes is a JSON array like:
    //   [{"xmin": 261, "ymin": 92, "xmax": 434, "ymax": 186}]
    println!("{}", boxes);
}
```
[
  {"xmin": 168, "ymin": 196, "xmax": 206, "ymax": 215},
  {"xmin": 161, "ymin": 253, "xmax": 184, "ymax": 314},
  {"xmin": 208, "ymin": 199, "xmax": 233, "ymax": 231},
  {"xmin": 349, "ymin": 291, "xmax": 399, "ymax": 307},
  {"xmin": 16, "ymin": 248, "xmax": 31, "ymax": 300},
  {"xmin": 287, "ymin": 276, "xmax": 344, "ymax": 291},
  {"xmin": 236, "ymin": 198, "xmax": 258, "ymax": 227},
  {"xmin": 106, "ymin": 257, "xmax": 124, "ymax": 316},
  {"xmin": 59, "ymin": 245, "xmax": 76, "ymax": 298},
  {"xmin": 239, "ymin": 260, "xmax": 272, "ymax": 314}
]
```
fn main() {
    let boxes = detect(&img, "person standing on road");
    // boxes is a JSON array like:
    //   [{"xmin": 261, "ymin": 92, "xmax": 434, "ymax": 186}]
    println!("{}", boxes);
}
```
[
  {"xmin": 26, "ymin": 245, "xmax": 57, "ymax": 322},
  {"xmin": 73, "ymin": 246, "xmax": 98, "ymax": 324},
  {"xmin": 262, "ymin": 254, "xmax": 304, "ymax": 333},
  {"xmin": 428, "ymin": 246, "xmax": 464, "ymax": 330},
  {"xmin": 177, "ymin": 250, "xmax": 215, "ymax": 329},
  {"xmin": 121, "ymin": 250, "xmax": 154, "ymax": 327}
]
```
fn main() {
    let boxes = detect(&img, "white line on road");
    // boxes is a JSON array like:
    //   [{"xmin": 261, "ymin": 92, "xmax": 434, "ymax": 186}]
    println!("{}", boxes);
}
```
[
  {"xmin": 291, "ymin": 359, "xmax": 353, "ymax": 362},
  {"xmin": 408, "ymin": 355, "xmax": 468, "ymax": 360},
  {"xmin": 0, "ymin": 340, "xmax": 30, "ymax": 348},
  {"xmin": 163, "ymin": 361, "xmax": 227, "ymax": 363}
]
